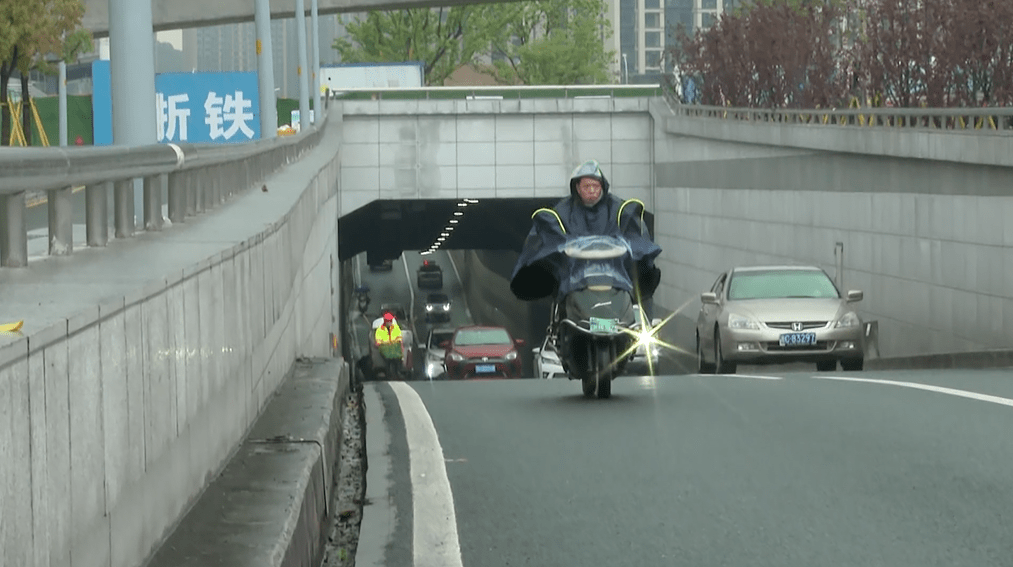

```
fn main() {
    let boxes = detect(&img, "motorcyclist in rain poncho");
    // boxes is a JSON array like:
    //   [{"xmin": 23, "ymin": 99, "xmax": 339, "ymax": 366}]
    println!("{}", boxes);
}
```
[{"xmin": 509, "ymin": 160, "xmax": 662, "ymax": 309}]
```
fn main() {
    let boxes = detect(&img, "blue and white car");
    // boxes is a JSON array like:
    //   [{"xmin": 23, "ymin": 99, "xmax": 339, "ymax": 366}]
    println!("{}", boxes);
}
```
[
  {"xmin": 423, "ymin": 327, "xmax": 455, "ymax": 379},
  {"xmin": 533, "ymin": 334, "xmax": 565, "ymax": 379}
]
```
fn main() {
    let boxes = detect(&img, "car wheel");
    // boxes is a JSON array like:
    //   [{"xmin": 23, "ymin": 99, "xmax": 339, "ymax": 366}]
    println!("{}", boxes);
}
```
[
  {"xmin": 697, "ymin": 333, "xmax": 715, "ymax": 374},
  {"xmin": 816, "ymin": 360, "xmax": 837, "ymax": 372},
  {"xmin": 841, "ymin": 358, "xmax": 864, "ymax": 371},
  {"xmin": 714, "ymin": 329, "xmax": 736, "ymax": 374}
]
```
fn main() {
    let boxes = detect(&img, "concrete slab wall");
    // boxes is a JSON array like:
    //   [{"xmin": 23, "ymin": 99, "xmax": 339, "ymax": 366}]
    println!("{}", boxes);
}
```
[
  {"xmin": 337, "ymin": 97, "xmax": 656, "ymax": 214},
  {"xmin": 0, "ymin": 115, "xmax": 343, "ymax": 567},
  {"xmin": 650, "ymin": 101, "xmax": 1013, "ymax": 358}
]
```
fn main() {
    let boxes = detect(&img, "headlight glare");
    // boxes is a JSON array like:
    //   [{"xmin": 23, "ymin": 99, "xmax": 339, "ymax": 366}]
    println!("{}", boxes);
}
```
[
  {"xmin": 836, "ymin": 311, "xmax": 860, "ymax": 328},
  {"xmin": 728, "ymin": 313, "xmax": 760, "ymax": 330}
]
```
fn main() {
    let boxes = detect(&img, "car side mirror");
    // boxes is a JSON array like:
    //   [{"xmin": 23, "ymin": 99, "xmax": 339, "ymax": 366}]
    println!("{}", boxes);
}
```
[
  {"xmin": 701, "ymin": 292, "xmax": 718, "ymax": 304},
  {"xmin": 515, "ymin": 338, "xmax": 526, "ymax": 347},
  {"xmin": 846, "ymin": 290, "xmax": 864, "ymax": 303},
  {"xmin": 532, "ymin": 347, "xmax": 540, "ymax": 354},
  {"xmin": 439, "ymin": 340, "xmax": 450, "ymax": 348},
  {"xmin": 651, "ymin": 318, "xmax": 662, "ymax": 327}
]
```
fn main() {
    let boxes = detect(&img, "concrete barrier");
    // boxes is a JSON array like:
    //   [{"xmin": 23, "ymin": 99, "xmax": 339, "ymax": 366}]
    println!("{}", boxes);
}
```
[
  {"xmin": 0, "ymin": 109, "xmax": 344, "ymax": 567},
  {"xmin": 145, "ymin": 357, "xmax": 349, "ymax": 567}
]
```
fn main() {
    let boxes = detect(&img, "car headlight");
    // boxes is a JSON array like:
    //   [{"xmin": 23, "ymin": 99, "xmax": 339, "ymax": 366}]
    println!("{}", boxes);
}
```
[
  {"xmin": 836, "ymin": 311, "xmax": 860, "ymax": 328},
  {"xmin": 505, "ymin": 351, "xmax": 518, "ymax": 361},
  {"xmin": 443, "ymin": 303, "xmax": 451, "ymax": 310},
  {"xmin": 449, "ymin": 352, "xmax": 464, "ymax": 362},
  {"xmin": 727, "ymin": 313, "xmax": 761, "ymax": 330},
  {"xmin": 426, "ymin": 305, "xmax": 433, "ymax": 311}
]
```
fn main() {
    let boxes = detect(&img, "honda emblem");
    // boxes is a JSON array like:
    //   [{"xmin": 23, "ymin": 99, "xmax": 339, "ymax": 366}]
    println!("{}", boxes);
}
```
[{"xmin": 791, "ymin": 322, "xmax": 803, "ymax": 332}]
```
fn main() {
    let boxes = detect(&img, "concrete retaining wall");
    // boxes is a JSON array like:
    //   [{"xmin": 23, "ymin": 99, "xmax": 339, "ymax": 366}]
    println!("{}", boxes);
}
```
[
  {"xmin": 649, "ymin": 101, "xmax": 1013, "ymax": 359},
  {"xmin": 0, "ymin": 113, "xmax": 343, "ymax": 567},
  {"xmin": 336, "ymin": 97, "xmax": 655, "ymax": 213}
]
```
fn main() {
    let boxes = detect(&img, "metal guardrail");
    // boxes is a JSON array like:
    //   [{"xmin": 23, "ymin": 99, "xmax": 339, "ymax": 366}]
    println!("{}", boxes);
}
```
[
  {"xmin": 328, "ymin": 84, "xmax": 663, "ymax": 101},
  {"xmin": 664, "ymin": 97, "xmax": 1013, "ymax": 134},
  {"xmin": 0, "ymin": 100, "xmax": 331, "ymax": 268}
]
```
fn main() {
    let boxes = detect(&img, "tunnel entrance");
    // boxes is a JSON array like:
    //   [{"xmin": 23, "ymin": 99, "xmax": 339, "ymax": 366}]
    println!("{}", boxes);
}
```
[
  {"xmin": 336, "ymin": 197, "xmax": 655, "ymax": 265},
  {"xmin": 337, "ymin": 197, "xmax": 656, "ymax": 382}
]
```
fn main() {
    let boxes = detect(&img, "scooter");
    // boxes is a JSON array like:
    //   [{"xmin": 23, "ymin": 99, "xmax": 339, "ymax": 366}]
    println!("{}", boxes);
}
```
[
  {"xmin": 355, "ymin": 285, "xmax": 371, "ymax": 315},
  {"xmin": 551, "ymin": 236, "xmax": 639, "ymax": 399}
]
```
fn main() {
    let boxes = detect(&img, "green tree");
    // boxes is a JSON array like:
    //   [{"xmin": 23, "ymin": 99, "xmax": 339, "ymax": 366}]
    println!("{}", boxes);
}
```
[
  {"xmin": 0, "ymin": 0, "xmax": 90, "ymax": 145},
  {"xmin": 332, "ymin": 7, "xmax": 507, "ymax": 86},
  {"xmin": 0, "ymin": 0, "xmax": 35, "ymax": 145},
  {"xmin": 480, "ymin": 0, "xmax": 615, "ymax": 85}
]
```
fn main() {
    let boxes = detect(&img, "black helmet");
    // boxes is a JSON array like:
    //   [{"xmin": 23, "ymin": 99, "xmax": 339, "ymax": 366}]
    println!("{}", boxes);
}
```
[{"xmin": 568, "ymin": 159, "xmax": 610, "ymax": 198}]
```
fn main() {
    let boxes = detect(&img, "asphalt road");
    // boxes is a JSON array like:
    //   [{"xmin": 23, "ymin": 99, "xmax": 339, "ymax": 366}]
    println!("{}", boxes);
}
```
[
  {"xmin": 351, "ymin": 250, "xmax": 474, "ymax": 380},
  {"xmin": 357, "ymin": 368, "xmax": 1013, "ymax": 567}
]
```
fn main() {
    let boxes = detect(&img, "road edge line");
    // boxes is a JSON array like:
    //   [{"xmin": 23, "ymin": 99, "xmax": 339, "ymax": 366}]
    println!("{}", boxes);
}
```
[{"xmin": 388, "ymin": 382, "xmax": 464, "ymax": 567}]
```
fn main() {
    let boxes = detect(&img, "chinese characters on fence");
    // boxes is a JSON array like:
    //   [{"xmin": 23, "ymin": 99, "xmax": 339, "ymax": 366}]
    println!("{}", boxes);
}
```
[{"xmin": 157, "ymin": 90, "xmax": 256, "ymax": 143}]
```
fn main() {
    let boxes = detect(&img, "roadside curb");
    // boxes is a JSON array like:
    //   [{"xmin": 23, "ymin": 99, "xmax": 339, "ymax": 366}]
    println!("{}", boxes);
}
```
[{"xmin": 146, "ymin": 357, "xmax": 350, "ymax": 567}]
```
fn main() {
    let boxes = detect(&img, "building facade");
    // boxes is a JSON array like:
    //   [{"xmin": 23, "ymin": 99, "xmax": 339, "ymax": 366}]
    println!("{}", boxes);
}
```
[{"xmin": 617, "ymin": 0, "xmax": 738, "ymax": 84}]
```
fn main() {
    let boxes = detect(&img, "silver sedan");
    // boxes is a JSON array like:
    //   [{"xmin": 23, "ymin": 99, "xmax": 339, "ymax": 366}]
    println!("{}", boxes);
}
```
[{"xmin": 695, "ymin": 265, "xmax": 865, "ymax": 373}]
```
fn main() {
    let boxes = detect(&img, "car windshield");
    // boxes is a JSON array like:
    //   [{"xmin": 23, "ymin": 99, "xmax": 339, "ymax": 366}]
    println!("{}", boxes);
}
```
[
  {"xmin": 427, "ymin": 294, "xmax": 449, "ymax": 304},
  {"xmin": 727, "ymin": 270, "xmax": 839, "ymax": 300},
  {"xmin": 430, "ymin": 331, "xmax": 454, "ymax": 347},
  {"xmin": 455, "ymin": 328, "xmax": 511, "ymax": 346}
]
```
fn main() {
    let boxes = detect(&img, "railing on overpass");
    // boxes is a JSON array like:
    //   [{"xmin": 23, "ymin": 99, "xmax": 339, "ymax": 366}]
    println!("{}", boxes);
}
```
[
  {"xmin": 329, "ymin": 84, "xmax": 663, "ymax": 101},
  {"xmin": 0, "ymin": 100, "xmax": 331, "ymax": 268},
  {"xmin": 660, "ymin": 87, "xmax": 1013, "ymax": 134}
]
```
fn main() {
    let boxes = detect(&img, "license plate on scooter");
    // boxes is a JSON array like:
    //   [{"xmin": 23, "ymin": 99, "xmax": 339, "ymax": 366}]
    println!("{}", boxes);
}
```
[{"xmin": 589, "ymin": 317, "xmax": 618, "ymax": 333}]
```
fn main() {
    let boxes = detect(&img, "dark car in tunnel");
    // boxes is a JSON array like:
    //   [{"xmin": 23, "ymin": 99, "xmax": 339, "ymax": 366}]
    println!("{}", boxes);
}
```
[
  {"xmin": 417, "ymin": 259, "xmax": 443, "ymax": 289},
  {"xmin": 444, "ymin": 325, "xmax": 524, "ymax": 380}
]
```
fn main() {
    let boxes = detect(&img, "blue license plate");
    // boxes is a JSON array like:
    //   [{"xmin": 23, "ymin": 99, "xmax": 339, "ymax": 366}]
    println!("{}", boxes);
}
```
[
  {"xmin": 590, "ymin": 317, "xmax": 618, "ymax": 333},
  {"xmin": 779, "ymin": 332, "xmax": 816, "ymax": 346},
  {"xmin": 476, "ymin": 364, "xmax": 496, "ymax": 373}
]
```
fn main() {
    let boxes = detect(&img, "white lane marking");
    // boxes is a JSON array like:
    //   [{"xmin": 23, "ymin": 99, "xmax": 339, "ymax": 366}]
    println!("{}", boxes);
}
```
[
  {"xmin": 389, "ymin": 382, "xmax": 464, "ymax": 567},
  {"xmin": 690, "ymin": 373, "xmax": 783, "ymax": 380},
  {"xmin": 399, "ymin": 252, "xmax": 419, "ymax": 339},
  {"xmin": 812, "ymin": 375, "xmax": 1013, "ymax": 408},
  {"xmin": 445, "ymin": 251, "xmax": 474, "ymax": 322}
]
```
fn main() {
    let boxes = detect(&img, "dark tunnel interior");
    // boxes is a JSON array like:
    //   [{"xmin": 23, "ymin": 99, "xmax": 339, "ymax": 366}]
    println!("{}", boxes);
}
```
[{"xmin": 337, "ymin": 197, "xmax": 656, "ymax": 263}]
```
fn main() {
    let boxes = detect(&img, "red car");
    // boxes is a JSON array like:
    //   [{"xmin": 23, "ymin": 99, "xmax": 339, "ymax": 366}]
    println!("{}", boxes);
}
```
[{"xmin": 443, "ymin": 325, "xmax": 525, "ymax": 380}]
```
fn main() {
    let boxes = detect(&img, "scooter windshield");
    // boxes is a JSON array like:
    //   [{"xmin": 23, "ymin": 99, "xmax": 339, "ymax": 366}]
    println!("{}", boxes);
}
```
[{"xmin": 560, "ymin": 235, "xmax": 634, "ymax": 293}]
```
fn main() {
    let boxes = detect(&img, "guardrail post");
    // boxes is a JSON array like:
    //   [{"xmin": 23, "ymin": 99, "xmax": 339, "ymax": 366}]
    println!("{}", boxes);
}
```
[
  {"xmin": 186, "ymin": 171, "xmax": 197, "ymax": 215},
  {"xmin": 168, "ymin": 171, "xmax": 186, "ymax": 224},
  {"xmin": 114, "ymin": 178, "xmax": 135, "ymax": 238},
  {"xmin": 211, "ymin": 166, "xmax": 222, "ymax": 206},
  {"xmin": 86, "ymin": 182, "xmax": 109, "ymax": 247},
  {"xmin": 834, "ymin": 242, "xmax": 844, "ymax": 289},
  {"xmin": 47, "ymin": 186, "xmax": 74, "ymax": 255},
  {"xmin": 195, "ymin": 169, "xmax": 207, "ymax": 213},
  {"xmin": 0, "ymin": 192, "xmax": 28, "ymax": 267},
  {"xmin": 143, "ymin": 174, "xmax": 164, "ymax": 231}
]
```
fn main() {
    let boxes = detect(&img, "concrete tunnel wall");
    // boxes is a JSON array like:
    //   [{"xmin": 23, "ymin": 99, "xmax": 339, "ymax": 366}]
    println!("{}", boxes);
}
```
[
  {"xmin": 336, "ymin": 96, "xmax": 1013, "ymax": 362},
  {"xmin": 649, "ymin": 103, "xmax": 1013, "ymax": 359},
  {"xmin": 0, "ymin": 114, "xmax": 343, "ymax": 567}
]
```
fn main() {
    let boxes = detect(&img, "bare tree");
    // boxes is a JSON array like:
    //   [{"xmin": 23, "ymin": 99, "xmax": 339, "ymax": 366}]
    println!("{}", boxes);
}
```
[{"xmin": 669, "ymin": 0, "xmax": 1013, "ymax": 109}]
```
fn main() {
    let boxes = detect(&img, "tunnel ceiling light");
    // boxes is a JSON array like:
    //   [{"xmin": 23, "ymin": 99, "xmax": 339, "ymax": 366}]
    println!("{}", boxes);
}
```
[
  {"xmin": 457, "ymin": 202, "xmax": 468, "ymax": 207},
  {"xmin": 449, "ymin": 219, "xmax": 459, "ymax": 224},
  {"xmin": 454, "ymin": 211, "xmax": 463, "ymax": 216},
  {"xmin": 441, "ymin": 232, "xmax": 450, "ymax": 236},
  {"xmin": 464, "ymin": 198, "xmax": 479, "ymax": 204}
]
